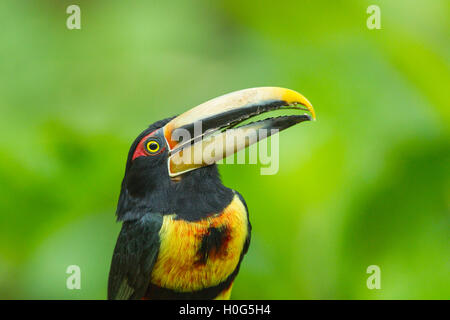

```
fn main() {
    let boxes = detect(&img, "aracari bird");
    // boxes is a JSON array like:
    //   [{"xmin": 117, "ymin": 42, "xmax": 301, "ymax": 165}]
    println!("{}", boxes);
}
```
[{"xmin": 107, "ymin": 87, "xmax": 315, "ymax": 299}]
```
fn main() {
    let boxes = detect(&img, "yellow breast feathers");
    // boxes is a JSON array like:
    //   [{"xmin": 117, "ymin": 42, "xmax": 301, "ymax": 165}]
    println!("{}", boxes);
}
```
[{"xmin": 150, "ymin": 194, "xmax": 248, "ymax": 292}]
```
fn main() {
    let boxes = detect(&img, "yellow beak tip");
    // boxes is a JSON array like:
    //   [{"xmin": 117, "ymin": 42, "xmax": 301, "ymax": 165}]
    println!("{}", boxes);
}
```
[
  {"xmin": 309, "ymin": 107, "xmax": 317, "ymax": 121},
  {"xmin": 300, "ymin": 99, "xmax": 316, "ymax": 121},
  {"xmin": 280, "ymin": 88, "xmax": 316, "ymax": 121}
]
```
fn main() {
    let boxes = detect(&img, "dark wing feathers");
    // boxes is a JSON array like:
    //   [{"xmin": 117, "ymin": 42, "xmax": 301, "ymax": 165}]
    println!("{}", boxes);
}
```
[{"xmin": 107, "ymin": 213, "xmax": 163, "ymax": 300}]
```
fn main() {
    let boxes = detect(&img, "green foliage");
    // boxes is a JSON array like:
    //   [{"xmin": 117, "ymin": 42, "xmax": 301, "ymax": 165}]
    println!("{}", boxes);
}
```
[{"xmin": 0, "ymin": 0, "xmax": 448, "ymax": 299}]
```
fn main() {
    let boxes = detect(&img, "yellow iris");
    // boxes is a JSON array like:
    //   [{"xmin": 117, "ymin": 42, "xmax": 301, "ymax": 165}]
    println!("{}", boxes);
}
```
[{"xmin": 146, "ymin": 140, "xmax": 160, "ymax": 153}]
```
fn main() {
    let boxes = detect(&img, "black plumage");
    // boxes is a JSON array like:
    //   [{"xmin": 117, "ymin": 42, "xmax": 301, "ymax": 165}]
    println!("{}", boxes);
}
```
[{"xmin": 108, "ymin": 119, "xmax": 251, "ymax": 300}]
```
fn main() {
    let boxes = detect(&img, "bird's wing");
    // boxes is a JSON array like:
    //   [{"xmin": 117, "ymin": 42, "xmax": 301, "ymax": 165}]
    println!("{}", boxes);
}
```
[{"xmin": 107, "ymin": 213, "xmax": 163, "ymax": 300}]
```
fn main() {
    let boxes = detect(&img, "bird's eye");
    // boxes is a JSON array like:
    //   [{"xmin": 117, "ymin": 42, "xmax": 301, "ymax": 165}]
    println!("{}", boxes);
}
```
[{"xmin": 146, "ymin": 140, "xmax": 160, "ymax": 153}]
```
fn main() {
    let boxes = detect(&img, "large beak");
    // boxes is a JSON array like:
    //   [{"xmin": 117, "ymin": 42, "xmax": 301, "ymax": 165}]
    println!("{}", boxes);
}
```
[{"xmin": 163, "ymin": 87, "xmax": 315, "ymax": 177}]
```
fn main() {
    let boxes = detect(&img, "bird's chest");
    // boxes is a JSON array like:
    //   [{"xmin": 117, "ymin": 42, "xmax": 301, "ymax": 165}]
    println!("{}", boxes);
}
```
[{"xmin": 150, "ymin": 195, "xmax": 248, "ymax": 292}]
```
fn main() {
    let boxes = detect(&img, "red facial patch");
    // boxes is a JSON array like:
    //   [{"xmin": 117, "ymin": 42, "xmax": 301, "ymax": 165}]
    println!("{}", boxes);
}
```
[{"xmin": 132, "ymin": 130, "xmax": 165, "ymax": 160}]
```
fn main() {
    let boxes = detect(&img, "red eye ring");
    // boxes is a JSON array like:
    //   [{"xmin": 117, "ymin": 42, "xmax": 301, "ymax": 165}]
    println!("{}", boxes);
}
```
[{"xmin": 132, "ymin": 129, "xmax": 166, "ymax": 161}]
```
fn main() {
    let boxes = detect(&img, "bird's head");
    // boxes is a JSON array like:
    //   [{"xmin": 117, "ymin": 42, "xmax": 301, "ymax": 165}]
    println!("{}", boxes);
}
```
[{"xmin": 117, "ymin": 87, "xmax": 315, "ymax": 221}]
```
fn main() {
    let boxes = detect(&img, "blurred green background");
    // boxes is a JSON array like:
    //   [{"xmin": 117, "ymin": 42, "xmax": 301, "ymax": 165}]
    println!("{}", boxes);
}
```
[{"xmin": 0, "ymin": 0, "xmax": 448, "ymax": 299}]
